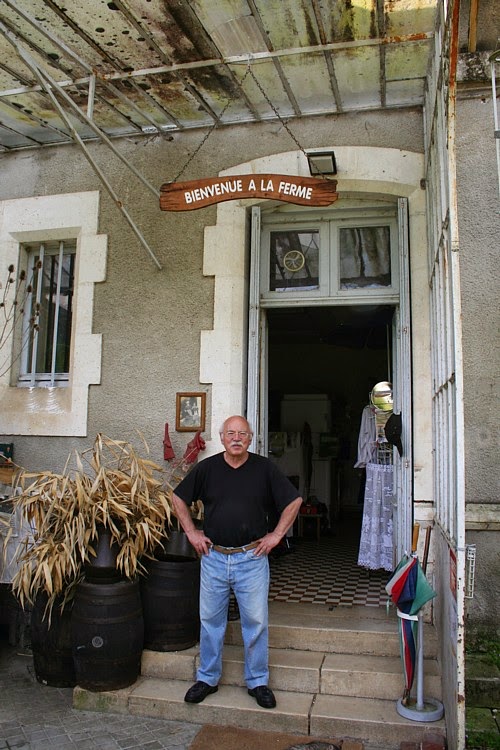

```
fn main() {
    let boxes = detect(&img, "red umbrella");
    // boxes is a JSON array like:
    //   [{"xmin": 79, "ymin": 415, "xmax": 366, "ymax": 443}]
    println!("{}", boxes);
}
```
[{"xmin": 386, "ymin": 554, "xmax": 436, "ymax": 705}]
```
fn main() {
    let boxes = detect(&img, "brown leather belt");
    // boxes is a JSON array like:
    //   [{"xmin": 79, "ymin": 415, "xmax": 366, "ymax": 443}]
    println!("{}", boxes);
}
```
[{"xmin": 211, "ymin": 541, "xmax": 260, "ymax": 555}]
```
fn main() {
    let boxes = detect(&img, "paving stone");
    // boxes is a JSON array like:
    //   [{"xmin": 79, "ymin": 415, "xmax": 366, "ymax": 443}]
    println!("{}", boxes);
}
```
[{"xmin": 0, "ymin": 639, "xmax": 201, "ymax": 750}]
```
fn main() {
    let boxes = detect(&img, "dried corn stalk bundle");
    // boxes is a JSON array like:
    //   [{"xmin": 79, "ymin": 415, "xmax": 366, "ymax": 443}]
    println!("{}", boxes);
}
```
[{"xmin": 10, "ymin": 434, "xmax": 173, "ymax": 616}]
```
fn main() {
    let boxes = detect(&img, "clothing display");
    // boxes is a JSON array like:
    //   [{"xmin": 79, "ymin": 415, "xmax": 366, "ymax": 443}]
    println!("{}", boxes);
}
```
[
  {"xmin": 355, "ymin": 393, "xmax": 395, "ymax": 572},
  {"xmin": 357, "ymin": 462, "xmax": 394, "ymax": 571},
  {"xmin": 354, "ymin": 405, "xmax": 377, "ymax": 468}
]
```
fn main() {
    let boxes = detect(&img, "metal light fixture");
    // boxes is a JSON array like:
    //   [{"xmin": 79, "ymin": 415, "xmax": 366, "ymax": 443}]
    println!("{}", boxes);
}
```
[{"xmin": 306, "ymin": 150, "xmax": 337, "ymax": 176}]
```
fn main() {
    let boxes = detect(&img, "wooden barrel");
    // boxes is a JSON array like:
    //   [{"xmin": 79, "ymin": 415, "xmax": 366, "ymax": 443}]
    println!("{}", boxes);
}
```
[
  {"xmin": 141, "ymin": 553, "xmax": 200, "ymax": 652},
  {"xmin": 71, "ymin": 579, "xmax": 143, "ymax": 692},
  {"xmin": 31, "ymin": 594, "xmax": 76, "ymax": 688}
]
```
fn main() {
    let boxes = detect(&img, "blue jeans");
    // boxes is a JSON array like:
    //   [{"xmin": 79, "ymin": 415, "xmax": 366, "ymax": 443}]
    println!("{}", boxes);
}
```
[{"xmin": 197, "ymin": 548, "xmax": 270, "ymax": 689}]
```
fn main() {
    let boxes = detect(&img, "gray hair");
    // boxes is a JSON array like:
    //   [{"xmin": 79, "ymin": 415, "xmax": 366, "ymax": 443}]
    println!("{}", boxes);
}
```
[{"xmin": 219, "ymin": 416, "xmax": 253, "ymax": 436}]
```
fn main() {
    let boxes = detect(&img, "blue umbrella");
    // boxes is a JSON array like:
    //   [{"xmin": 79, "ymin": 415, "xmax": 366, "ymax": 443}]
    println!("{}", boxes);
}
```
[{"xmin": 386, "ymin": 554, "xmax": 436, "ymax": 704}]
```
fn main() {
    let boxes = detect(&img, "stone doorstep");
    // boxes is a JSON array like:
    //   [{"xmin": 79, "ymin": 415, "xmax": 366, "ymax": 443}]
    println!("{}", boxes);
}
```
[
  {"xmin": 321, "ymin": 653, "xmax": 442, "ymax": 701},
  {"xmin": 73, "ymin": 607, "xmax": 444, "ymax": 750},
  {"xmin": 225, "ymin": 618, "xmax": 439, "ymax": 660},
  {"xmin": 311, "ymin": 694, "xmax": 446, "ymax": 749},
  {"xmin": 141, "ymin": 646, "xmax": 442, "ymax": 702},
  {"xmin": 74, "ymin": 678, "xmax": 445, "ymax": 750}
]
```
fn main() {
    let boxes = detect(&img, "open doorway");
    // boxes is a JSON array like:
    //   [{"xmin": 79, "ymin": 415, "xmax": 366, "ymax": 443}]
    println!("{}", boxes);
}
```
[{"xmin": 265, "ymin": 303, "xmax": 395, "ymax": 607}]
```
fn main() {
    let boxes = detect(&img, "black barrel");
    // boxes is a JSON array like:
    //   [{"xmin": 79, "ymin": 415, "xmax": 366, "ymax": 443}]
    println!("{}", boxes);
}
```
[
  {"xmin": 71, "ymin": 579, "xmax": 143, "ymax": 692},
  {"xmin": 141, "ymin": 532, "xmax": 200, "ymax": 651},
  {"xmin": 31, "ymin": 594, "xmax": 76, "ymax": 688},
  {"xmin": 84, "ymin": 526, "xmax": 122, "ymax": 584}
]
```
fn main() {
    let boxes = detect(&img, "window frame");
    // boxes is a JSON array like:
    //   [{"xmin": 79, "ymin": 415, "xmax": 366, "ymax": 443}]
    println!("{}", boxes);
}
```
[
  {"xmin": 18, "ymin": 239, "xmax": 76, "ymax": 388},
  {"xmin": 0, "ymin": 191, "xmax": 106, "ymax": 437},
  {"xmin": 261, "ymin": 223, "xmax": 330, "ymax": 298},
  {"xmin": 331, "ymin": 216, "xmax": 400, "ymax": 297},
  {"xmin": 260, "ymin": 207, "xmax": 399, "ymax": 304}
]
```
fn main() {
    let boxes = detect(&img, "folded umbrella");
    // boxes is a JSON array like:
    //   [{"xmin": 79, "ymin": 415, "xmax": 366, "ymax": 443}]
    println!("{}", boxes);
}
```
[{"xmin": 386, "ymin": 554, "xmax": 436, "ymax": 704}]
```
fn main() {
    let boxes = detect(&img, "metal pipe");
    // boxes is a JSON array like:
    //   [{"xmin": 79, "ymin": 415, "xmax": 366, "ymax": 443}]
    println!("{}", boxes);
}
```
[
  {"xmin": 416, "ymin": 613, "xmax": 425, "ymax": 710},
  {"xmin": 2, "ymin": 0, "xmax": 179, "ymax": 134},
  {"xmin": 87, "ymin": 74, "xmax": 96, "ymax": 120},
  {"xmin": 489, "ymin": 51, "xmax": 500, "ymax": 199}
]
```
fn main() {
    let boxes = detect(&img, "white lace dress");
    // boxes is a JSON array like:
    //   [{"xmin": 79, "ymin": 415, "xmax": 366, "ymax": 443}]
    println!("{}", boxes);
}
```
[
  {"xmin": 357, "ymin": 462, "xmax": 394, "ymax": 571},
  {"xmin": 354, "ymin": 405, "xmax": 394, "ymax": 571}
]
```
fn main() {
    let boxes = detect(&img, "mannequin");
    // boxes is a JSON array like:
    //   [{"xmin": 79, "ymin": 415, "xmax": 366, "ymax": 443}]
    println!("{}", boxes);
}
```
[{"xmin": 356, "ymin": 381, "xmax": 395, "ymax": 572}]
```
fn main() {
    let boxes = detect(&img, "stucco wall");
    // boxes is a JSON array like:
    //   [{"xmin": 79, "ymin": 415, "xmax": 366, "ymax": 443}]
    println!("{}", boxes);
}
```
[
  {"xmin": 0, "ymin": 108, "xmax": 424, "ymax": 474},
  {"xmin": 456, "ymin": 92, "xmax": 500, "ymax": 635},
  {"xmin": 456, "ymin": 95, "xmax": 499, "ymax": 506}
]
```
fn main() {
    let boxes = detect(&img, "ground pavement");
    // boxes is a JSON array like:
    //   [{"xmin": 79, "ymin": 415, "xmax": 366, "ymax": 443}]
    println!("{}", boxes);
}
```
[{"xmin": 0, "ymin": 633, "xmax": 200, "ymax": 750}]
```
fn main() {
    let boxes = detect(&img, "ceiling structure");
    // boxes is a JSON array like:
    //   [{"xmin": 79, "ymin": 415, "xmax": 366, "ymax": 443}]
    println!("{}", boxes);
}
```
[
  {"xmin": 0, "ymin": 0, "xmax": 494, "ymax": 154},
  {"xmin": 0, "ymin": 1, "xmax": 495, "ymax": 266},
  {"xmin": 0, "ymin": 0, "xmax": 449, "ymax": 153}
]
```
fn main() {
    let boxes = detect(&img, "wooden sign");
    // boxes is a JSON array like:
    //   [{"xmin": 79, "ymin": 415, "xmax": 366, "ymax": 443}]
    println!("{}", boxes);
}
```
[{"xmin": 160, "ymin": 174, "xmax": 338, "ymax": 212}]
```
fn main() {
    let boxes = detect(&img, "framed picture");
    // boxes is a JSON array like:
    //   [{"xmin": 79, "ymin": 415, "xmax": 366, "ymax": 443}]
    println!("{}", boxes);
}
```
[{"xmin": 176, "ymin": 392, "xmax": 206, "ymax": 432}]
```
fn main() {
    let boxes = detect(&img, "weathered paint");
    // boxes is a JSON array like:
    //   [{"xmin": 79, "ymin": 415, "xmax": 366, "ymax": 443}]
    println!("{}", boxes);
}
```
[{"xmin": 0, "ymin": 0, "xmax": 439, "ymax": 150}]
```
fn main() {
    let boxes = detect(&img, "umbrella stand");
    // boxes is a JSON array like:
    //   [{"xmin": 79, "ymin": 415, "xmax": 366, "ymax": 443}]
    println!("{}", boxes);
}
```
[{"xmin": 396, "ymin": 610, "xmax": 444, "ymax": 722}]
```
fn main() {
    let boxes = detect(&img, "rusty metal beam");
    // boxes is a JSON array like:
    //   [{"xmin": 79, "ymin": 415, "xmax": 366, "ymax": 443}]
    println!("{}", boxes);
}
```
[
  {"xmin": 468, "ymin": 0, "xmax": 479, "ymax": 53},
  {"xmin": 0, "ymin": 19, "xmax": 163, "ymax": 270},
  {"xmin": 0, "ymin": 31, "xmax": 435, "ymax": 98},
  {"xmin": 2, "ymin": 0, "xmax": 181, "ymax": 134},
  {"xmin": 310, "ymin": 0, "xmax": 343, "ymax": 112},
  {"xmin": 247, "ymin": 0, "xmax": 302, "ymax": 117}
]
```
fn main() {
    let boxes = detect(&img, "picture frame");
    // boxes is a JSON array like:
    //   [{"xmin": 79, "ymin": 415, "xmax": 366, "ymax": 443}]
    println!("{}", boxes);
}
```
[{"xmin": 176, "ymin": 392, "xmax": 206, "ymax": 432}]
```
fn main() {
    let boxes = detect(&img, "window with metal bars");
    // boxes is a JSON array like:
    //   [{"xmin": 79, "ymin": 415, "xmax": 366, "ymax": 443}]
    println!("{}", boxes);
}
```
[{"xmin": 19, "ymin": 240, "xmax": 76, "ymax": 387}]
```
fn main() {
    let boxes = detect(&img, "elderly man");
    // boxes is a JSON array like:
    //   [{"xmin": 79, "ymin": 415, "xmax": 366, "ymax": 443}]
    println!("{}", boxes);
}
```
[{"xmin": 171, "ymin": 415, "xmax": 302, "ymax": 709}]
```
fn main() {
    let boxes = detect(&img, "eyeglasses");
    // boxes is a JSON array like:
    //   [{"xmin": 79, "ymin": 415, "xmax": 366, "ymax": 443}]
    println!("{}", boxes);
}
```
[{"xmin": 224, "ymin": 431, "xmax": 252, "ymax": 439}]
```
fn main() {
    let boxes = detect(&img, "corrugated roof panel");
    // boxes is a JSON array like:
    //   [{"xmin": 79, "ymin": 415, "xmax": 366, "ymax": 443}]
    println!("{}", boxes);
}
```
[
  {"xmin": 277, "ymin": 54, "xmax": 339, "ymax": 115},
  {"xmin": 322, "ymin": 0, "xmax": 379, "ymax": 44},
  {"xmin": 189, "ymin": 0, "xmax": 266, "ymax": 57},
  {"xmin": 230, "ymin": 60, "xmax": 295, "ymax": 120},
  {"xmin": 0, "ymin": 0, "xmax": 90, "ymax": 82},
  {"xmin": 333, "ymin": 46, "xmax": 382, "ymax": 110},
  {"xmin": 385, "ymin": 0, "xmax": 437, "ymax": 38},
  {"xmin": 385, "ymin": 40, "xmax": 430, "ymax": 81},
  {"xmin": 252, "ymin": 0, "xmax": 321, "ymax": 49},
  {"xmin": 0, "ymin": 93, "xmax": 69, "ymax": 142},
  {"xmin": 0, "ymin": 0, "xmax": 443, "ymax": 151},
  {"xmin": 385, "ymin": 78, "xmax": 425, "ymax": 107}
]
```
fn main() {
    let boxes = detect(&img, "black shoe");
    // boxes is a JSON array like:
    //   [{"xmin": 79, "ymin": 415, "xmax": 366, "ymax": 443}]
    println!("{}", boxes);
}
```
[
  {"xmin": 247, "ymin": 685, "xmax": 276, "ymax": 709},
  {"xmin": 184, "ymin": 681, "xmax": 218, "ymax": 703}
]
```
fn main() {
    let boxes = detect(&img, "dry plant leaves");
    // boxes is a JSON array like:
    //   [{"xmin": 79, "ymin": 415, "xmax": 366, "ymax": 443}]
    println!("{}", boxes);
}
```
[{"xmin": 9, "ymin": 434, "xmax": 174, "ymax": 617}]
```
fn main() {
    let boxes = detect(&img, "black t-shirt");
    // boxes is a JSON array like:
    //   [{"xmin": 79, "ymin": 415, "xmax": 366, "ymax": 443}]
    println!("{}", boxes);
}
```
[{"xmin": 174, "ymin": 452, "xmax": 300, "ymax": 547}]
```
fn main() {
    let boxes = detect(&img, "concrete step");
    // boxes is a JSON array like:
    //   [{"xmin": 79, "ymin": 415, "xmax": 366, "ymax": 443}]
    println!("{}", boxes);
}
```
[
  {"xmin": 311, "ymin": 694, "xmax": 446, "ymax": 750},
  {"xmin": 73, "ymin": 603, "xmax": 444, "ymax": 749},
  {"xmin": 141, "ymin": 646, "xmax": 442, "ymax": 701},
  {"xmin": 226, "ymin": 602, "xmax": 438, "ymax": 659},
  {"xmin": 74, "ymin": 677, "xmax": 446, "ymax": 750}
]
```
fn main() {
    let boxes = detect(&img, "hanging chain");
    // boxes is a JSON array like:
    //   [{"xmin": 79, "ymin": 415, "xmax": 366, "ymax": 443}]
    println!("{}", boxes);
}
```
[
  {"xmin": 170, "ymin": 60, "xmax": 324, "ymax": 182},
  {"xmin": 245, "ymin": 63, "xmax": 312, "ymax": 165},
  {"xmin": 171, "ymin": 65, "xmax": 252, "ymax": 183}
]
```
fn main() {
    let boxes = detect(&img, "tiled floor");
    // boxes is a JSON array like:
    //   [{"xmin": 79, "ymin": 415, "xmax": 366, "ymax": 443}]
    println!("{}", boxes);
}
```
[{"xmin": 269, "ymin": 520, "xmax": 390, "ymax": 608}]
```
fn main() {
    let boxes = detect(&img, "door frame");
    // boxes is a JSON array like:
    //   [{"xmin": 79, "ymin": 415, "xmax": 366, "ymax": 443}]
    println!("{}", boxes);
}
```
[{"xmin": 247, "ymin": 199, "xmax": 413, "ymax": 561}]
